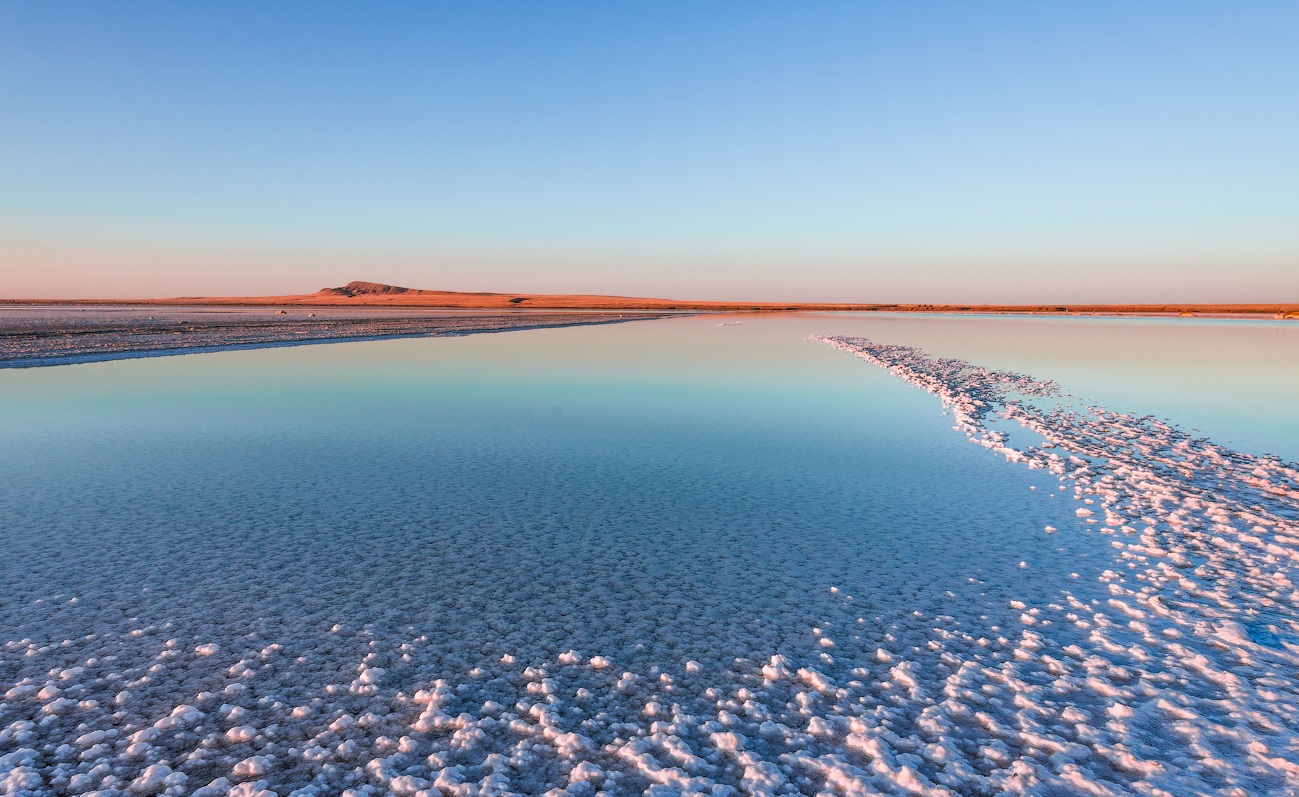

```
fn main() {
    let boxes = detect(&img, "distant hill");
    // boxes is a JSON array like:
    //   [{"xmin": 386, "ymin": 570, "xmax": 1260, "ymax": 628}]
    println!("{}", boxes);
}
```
[
  {"xmin": 321, "ymin": 281, "xmax": 422, "ymax": 297},
  {"xmin": 143, "ymin": 281, "xmax": 876, "ymax": 311}
]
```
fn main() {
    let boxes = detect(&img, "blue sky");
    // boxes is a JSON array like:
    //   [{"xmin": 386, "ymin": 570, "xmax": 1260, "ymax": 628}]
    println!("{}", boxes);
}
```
[{"xmin": 1, "ymin": 2, "xmax": 1295, "ymax": 301}]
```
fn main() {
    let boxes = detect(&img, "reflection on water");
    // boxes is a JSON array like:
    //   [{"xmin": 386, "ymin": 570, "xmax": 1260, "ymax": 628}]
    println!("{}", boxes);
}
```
[{"xmin": 2, "ymin": 315, "xmax": 1101, "ymax": 665}]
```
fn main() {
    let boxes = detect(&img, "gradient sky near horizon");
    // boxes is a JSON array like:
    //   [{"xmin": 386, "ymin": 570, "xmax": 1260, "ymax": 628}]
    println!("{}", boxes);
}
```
[{"xmin": 2, "ymin": 2, "xmax": 1296, "ymax": 302}]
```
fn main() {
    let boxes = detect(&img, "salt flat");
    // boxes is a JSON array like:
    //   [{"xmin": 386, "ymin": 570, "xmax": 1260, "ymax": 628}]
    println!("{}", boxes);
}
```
[{"xmin": 0, "ymin": 315, "xmax": 1296, "ymax": 796}]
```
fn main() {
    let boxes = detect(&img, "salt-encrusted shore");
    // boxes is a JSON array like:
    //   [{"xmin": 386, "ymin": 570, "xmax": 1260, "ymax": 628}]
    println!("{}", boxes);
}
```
[
  {"xmin": 0, "ymin": 307, "xmax": 671, "ymax": 368},
  {"xmin": 1, "ymin": 334, "xmax": 1296, "ymax": 797},
  {"xmin": 813, "ymin": 335, "xmax": 1299, "ymax": 795}
]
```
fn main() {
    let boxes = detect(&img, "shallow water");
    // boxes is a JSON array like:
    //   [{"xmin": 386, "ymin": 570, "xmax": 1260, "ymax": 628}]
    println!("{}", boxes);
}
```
[
  {"xmin": 0, "ymin": 314, "xmax": 1296, "ymax": 796},
  {"xmin": 1, "ymin": 315, "xmax": 1094, "ymax": 665}
]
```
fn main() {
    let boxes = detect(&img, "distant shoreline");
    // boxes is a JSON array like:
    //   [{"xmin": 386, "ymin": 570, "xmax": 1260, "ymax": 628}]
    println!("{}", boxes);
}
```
[
  {"xmin": 2, "ymin": 287, "xmax": 1296, "ymax": 320},
  {"xmin": 4, "ymin": 302, "xmax": 1296, "ymax": 318},
  {"xmin": 4, "ymin": 280, "xmax": 1297, "ymax": 317}
]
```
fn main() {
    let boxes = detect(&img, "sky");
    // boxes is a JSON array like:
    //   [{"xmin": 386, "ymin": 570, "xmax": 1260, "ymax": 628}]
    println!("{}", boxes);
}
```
[{"xmin": 1, "ymin": 2, "xmax": 1296, "ymax": 302}]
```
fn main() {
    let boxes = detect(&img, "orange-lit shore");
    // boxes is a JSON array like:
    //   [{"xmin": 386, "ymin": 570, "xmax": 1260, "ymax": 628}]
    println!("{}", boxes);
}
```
[{"xmin": 4, "ymin": 280, "xmax": 1297, "ymax": 317}]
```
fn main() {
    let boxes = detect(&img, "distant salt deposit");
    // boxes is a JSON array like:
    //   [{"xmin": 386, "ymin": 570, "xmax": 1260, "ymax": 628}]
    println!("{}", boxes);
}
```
[{"xmin": 0, "ymin": 306, "xmax": 670, "ymax": 368}]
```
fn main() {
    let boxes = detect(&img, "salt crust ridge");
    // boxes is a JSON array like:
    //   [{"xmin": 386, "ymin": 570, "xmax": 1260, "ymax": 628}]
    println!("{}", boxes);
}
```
[
  {"xmin": 2, "ymin": 336, "xmax": 1298, "ymax": 796},
  {"xmin": 809, "ymin": 335, "xmax": 1299, "ymax": 795}
]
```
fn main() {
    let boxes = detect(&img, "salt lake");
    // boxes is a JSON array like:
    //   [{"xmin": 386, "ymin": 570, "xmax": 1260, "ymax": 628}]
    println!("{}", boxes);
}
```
[{"xmin": 1, "ymin": 313, "xmax": 1296, "ymax": 796}]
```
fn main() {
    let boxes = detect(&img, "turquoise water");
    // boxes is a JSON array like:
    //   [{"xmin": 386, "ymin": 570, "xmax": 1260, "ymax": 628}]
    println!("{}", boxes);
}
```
[
  {"xmin": 1, "ymin": 313, "xmax": 1296, "ymax": 795},
  {"xmin": 0, "ymin": 316, "xmax": 1097, "ymax": 663}
]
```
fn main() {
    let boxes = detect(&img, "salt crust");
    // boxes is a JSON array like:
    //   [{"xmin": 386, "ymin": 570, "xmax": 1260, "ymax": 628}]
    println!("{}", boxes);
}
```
[
  {"xmin": 808, "ymin": 336, "xmax": 1299, "ymax": 795},
  {"xmin": 2, "ymin": 337, "xmax": 1298, "ymax": 796}
]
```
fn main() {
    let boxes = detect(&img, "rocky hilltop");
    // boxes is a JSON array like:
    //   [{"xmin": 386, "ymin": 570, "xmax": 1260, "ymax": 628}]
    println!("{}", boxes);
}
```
[{"xmin": 321, "ymin": 281, "xmax": 419, "ymax": 297}]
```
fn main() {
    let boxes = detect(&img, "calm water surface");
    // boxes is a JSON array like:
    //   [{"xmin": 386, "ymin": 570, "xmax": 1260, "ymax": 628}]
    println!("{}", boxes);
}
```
[
  {"xmin": 2, "ymin": 313, "xmax": 1290, "ymax": 658},
  {"xmin": 1, "ymin": 315, "xmax": 1294, "ymax": 657},
  {"xmin": 0, "ymin": 315, "xmax": 1085, "ymax": 658}
]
